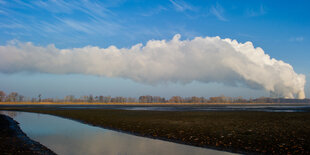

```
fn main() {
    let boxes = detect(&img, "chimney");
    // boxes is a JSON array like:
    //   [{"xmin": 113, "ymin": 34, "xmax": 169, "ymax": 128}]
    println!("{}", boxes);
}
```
[{"xmin": 297, "ymin": 90, "xmax": 306, "ymax": 99}]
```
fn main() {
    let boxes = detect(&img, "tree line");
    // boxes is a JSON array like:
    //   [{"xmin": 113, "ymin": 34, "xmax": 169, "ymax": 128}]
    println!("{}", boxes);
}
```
[{"xmin": 0, "ymin": 90, "xmax": 309, "ymax": 103}]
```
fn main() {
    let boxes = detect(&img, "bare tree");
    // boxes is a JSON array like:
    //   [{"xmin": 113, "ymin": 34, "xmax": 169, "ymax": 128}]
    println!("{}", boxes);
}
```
[
  {"xmin": 38, "ymin": 94, "xmax": 42, "ymax": 102},
  {"xmin": 18, "ymin": 95, "xmax": 24, "ymax": 102},
  {"xmin": 0, "ymin": 91, "xmax": 5, "ymax": 102},
  {"xmin": 88, "ymin": 95, "xmax": 94, "ymax": 103},
  {"xmin": 7, "ymin": 92, "xmax": 18, "ymax": 102},
  {"xmin": 65, "ymin": 95, "xmax": 75, "ymax": 102},
  {"xmin": 31, "ymin": 98, "xmax": 37, "ymax": 102},
  {"xmin": 169, "ymin": 96, "xmax": 183, "ymax": 103},
  {"xmin": 99, "ymin": 96, "xmax": 104, "ymax": 102},
  {"xmin": 103, "ymin": 96, "xmax": 111, "ymax": 103},
  {"xmin": 127, "ymin": 97, "xmax": 137, "ymax": 103}
]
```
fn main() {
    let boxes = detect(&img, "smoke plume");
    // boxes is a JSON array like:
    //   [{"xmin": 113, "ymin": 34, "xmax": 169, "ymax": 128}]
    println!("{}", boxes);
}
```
[{"xmin": 0, "ymin": 34, "xmax": 306, "ymax": 99}]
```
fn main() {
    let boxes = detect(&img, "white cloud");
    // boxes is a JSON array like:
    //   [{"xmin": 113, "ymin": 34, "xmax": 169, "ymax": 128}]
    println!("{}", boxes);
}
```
[{"xmin": 0, "ymin": 35, "xmax": 306, "ymax": 99}]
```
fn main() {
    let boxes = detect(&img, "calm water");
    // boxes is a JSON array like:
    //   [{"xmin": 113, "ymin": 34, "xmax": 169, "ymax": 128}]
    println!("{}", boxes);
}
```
[
  {"xmin": 59, "ymin": 104, "xmax": 310, "ymax": 112},
  {"xmin": 1, "ymin": 111, "xmax": 235, "ymax": 155}
]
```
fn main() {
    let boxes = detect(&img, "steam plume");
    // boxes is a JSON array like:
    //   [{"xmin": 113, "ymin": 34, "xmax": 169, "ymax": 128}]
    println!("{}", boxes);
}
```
[{"xmin": 0, "ymin": 35, "xmax": 306, "ymax": 99}]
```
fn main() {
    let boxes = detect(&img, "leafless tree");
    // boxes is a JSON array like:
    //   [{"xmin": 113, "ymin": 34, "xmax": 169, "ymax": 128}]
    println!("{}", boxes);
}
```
[
  {"xmin": 7, "ymin": 92, "xmax": 18, "ymax": 102},
  {"xmin": 0, "ymin": 91, "xmax": 5, "ymax": 102},
  {"xmin": 38, "ymin": 94, "xmax": 42, "ymax": 102}
]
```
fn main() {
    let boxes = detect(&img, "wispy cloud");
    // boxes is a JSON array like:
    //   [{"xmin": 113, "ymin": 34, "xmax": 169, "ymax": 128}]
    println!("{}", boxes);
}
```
[
  {"xmin": 32, "ymin": 0, "xmax": 79, "ymax": 14},
  {"xmin": 210, "ymin": 4, "xmax": 227, "ymax": 21},
  {"xmin": 246, "ymin": 5, "xmax": 266, "ymax": 17},
  {"xmin": 289, "ymin": 37, "xmax": 304, "ymax": 42},
  {"xmin": 0, "ymin": 0, "xmax": 124, "ymax": 37},
  {"xmin": 54, "ymin": 17, "xmax": 123, "ymax": 35},
  {"xmin": 12, "ymin": 0, "xmax": 34, "ymax": 9},
  {"xmin": 0, "ymin": 0, "xmax": 6, "ymax": 5},
  {"xmin": 0, "ymin": 9, "xmax": 6, "ymax": 15},
  {"xmin": 60, "ymin": 19, "xmax": 94, "ymax": 34},
  {"xmin": 169, "ymin": 0, "xmax": 194, "ymax": 12},
  {"xmin": 141, "ymin": 5, "xmax": 167, "ymax": 16},
  {"xmin": 32, "ymin": 0, "xmax": 112, "ymax": 18},
  {"xmin": 0, "ymin": 23, "xmax": 25, "ymax": 29}
]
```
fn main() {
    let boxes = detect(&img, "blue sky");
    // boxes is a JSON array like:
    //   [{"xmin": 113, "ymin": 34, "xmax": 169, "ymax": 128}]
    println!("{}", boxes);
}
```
[{"xmin": 0, "ymin": 0, "xmax": 309, "ymax": 99}]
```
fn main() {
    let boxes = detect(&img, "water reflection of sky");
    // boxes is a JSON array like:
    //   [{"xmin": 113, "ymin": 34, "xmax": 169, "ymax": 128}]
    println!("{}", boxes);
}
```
[
  {"xmin": 1, "ymin": 111, "xmax": 235, "ymax": 155},
  {"xmin": 59, "ymin": 104, "xmax": 310, "ymax": 112}
]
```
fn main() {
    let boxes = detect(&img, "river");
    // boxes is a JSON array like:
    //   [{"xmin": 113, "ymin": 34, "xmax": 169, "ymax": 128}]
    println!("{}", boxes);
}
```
[{"xmin": 1, "ymin": 111, "xmax": 235, "ymax": 155}]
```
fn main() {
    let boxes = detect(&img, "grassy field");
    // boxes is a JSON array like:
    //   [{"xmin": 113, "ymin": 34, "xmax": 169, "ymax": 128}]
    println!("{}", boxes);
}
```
[{"xmin": 2, "ymin": 106, "xmax": 309, "ymax": 154}]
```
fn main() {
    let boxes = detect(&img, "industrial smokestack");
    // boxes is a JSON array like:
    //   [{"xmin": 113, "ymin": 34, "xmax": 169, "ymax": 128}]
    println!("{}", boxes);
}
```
[{"xmin": 297, "ymin": 90, "xmax": 306, "ymax": 99}]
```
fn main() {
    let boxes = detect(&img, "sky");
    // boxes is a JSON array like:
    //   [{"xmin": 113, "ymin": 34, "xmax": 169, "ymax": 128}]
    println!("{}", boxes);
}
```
[{"xmin": 0, "ymin": 0, "xmax": 309, "ymax": 99}]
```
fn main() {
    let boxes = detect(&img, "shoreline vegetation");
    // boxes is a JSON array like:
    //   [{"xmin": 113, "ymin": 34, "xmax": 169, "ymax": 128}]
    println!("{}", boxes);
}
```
[
  {"xmin": 1, "ymin": 106, "xmax": 310, "ymax": 154},
  {"xmin": 1, "ymin": 90, "xmax": 310, "ymax": 104},
  {"xmin": 0, "ymin": 114, "xmax": 55, "ymax": 154},
  {"xmin": 1, "ymin": 101, "xmax": 310, "ymax": 105}
]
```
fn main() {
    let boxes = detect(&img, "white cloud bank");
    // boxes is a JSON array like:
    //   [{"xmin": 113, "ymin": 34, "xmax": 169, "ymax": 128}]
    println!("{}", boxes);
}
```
[{"xmin": 0, "ymin": 34, "xmax": 306, "ymax": 99}]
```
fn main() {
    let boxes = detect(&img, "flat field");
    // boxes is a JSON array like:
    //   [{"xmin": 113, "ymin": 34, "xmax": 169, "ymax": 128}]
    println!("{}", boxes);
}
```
[
  {"xmin": 0, "ymin": 102, "xmax": 299, "ymax": 105},
  {"xmin": 1, "ymin": 105, "xmax": 309, "ymax": 154}
]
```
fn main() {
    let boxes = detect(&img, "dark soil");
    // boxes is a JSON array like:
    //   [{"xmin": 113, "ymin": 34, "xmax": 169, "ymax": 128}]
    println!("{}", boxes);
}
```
[
  {"xmin": 1, "ymin": 106, "xmax": 310, "ymax": 154},
  {"xmin": 0, "ymin": 114, "xmax": 56, "ymax": 155},
  {"xmin": 16, "ymin": 108, "xmax": 310, "ymax": 154}
]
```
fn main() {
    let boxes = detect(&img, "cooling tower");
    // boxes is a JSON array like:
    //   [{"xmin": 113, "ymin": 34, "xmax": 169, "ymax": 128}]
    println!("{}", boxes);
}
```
[{"xmin": 297, "ymin": 90, "xmax": 306, "ymax": 99}]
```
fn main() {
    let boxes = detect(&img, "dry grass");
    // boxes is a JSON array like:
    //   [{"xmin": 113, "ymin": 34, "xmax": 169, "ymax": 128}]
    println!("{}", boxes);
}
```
[{"xmin": 0, "ymin": 102, "xmax": 300, "ymax": 105}]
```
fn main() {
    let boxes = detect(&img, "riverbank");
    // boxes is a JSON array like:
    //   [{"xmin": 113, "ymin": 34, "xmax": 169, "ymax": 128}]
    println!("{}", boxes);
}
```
[
  {"xmin": 1, "ymin": 101, "xmax": 309, "ymax": 105},
  {"xmin": 2, "ymin": 106, "xmax": 309, "ymax": 154},
  {"xmin": 0, "ymin": 114, "xmax": 55, "ymax": 154}
]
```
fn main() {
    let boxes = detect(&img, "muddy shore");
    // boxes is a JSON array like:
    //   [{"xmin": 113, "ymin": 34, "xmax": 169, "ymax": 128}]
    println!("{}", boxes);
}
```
[
  {"xmin": 0, "ymin": 114, "xmax": 56, "ymax": 155},
  {"xmin": 1, "ymin": 105, "xmax": 309, "ymax": 154}
]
